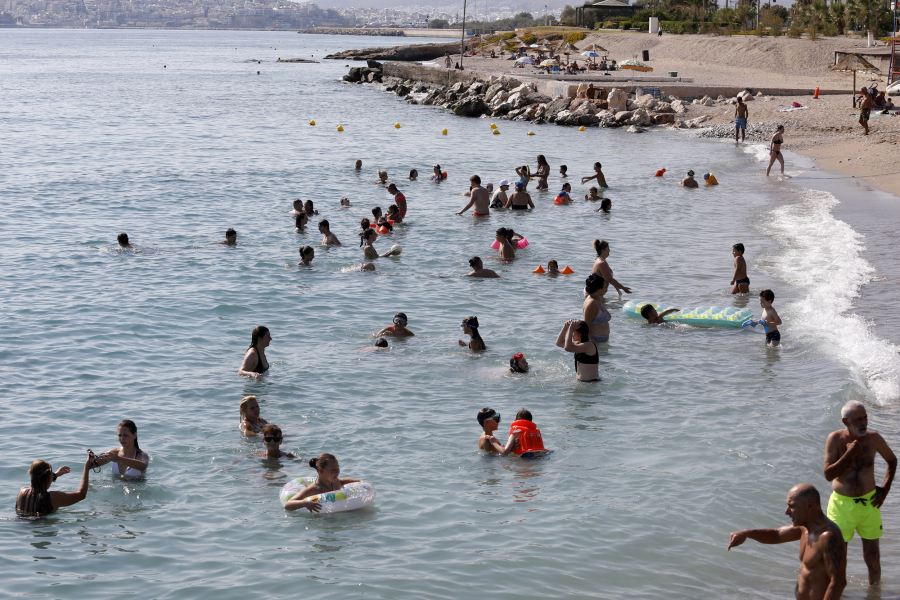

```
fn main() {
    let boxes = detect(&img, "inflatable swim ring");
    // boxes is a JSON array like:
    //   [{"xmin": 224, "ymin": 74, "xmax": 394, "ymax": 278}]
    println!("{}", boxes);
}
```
[
  {"xmin": 377, "ymin": 225, "xmax": 390, "ymax": 234},
  {"xmin": 280, "ymin": 477, "xmax": 376, "ymax": 513},
  {"xmin": 623, "ymin": 300, "xmax": 753, "ymax": 327},
  {"xmin": 491, "ymin": 238, "xmax": 529, "ymax": 250}
]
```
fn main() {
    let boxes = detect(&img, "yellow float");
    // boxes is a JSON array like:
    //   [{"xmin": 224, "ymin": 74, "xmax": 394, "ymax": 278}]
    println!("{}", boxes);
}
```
[
  {"xmin": 337, "ymin": 125, "xmax": 344, "ymax": 132},
  {"xmin": 309, "ymin": 120, "xmax": 316, "ymax": 126}
]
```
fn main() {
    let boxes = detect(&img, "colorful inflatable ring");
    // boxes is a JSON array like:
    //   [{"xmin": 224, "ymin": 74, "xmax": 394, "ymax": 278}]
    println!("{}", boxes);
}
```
[
  {"xmin": 623, "ymin": 300, "xmax": 753, "ymax": 327},
  {"xmin": 280, "ymin": 476, "xmax": 376, "ymax": 513}
]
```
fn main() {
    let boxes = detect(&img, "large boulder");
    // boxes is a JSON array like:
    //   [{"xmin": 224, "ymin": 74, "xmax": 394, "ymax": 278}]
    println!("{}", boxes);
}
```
[
  {"xmin": 489, "ymin": 90, "xmax": 510, "ymax": 110},
  {"xmin": 466, "ymin": 81, "xmax": 486, "ymax": 96},
  {"xmin": 506, "ymin": 91, "xmax": 529, "ymax": 110},
  {"xmin": 671, "ymin": 99, "xmax": 687, "ymax": 113},
  {"xmin": 483, "ymin": 82, "xmax": 506, "ymax": 104},
  {"xmin": 607, "ymin": 88, "xmax": 628, "ymax": 112},
  {"xmin": 395, "ymin": 84, "xmax": 411, "ymax": 97},
  {"xmin": 344, "ymin": 67, "xmax": 363, "ymax": 82},
  {"xmin": 614, "ymin": 110, "xmax": 634, "ymax": 123},
  {"xmin": 596, "ymin": 110, "xmax": 617, "ymax": 125},
  {"xmin": 453, "ymin": 96, "xmax": 487, "ymax": 117},
  {"xmin": 626, "ymin": 125, "xmax": 647, "ymax": 133},
  {"xmin": 737, "ymin": 90, "xmax": 754, "ymax": 101},
  {"xmin": 366, "ymin": 59, "xmax": 383, "ymax": 69},
  {"xmin": 544, "ymin": 98, "xmax": 572, "ymax": 121},
  {"xmin": 533, "ymin": 103, "xmax": 549, "ymax": 119},
  {"xmin": 526, "ymin": 92, "xmax": 551, "ymax": 105},
  {"xmin": 654, "ymin": 101, "xmax": 672, "ymax": 112},
  {"xmin": 627, "ymin": 108, "xmax": 652, "ymax": 126},
  {"xmin": 555, "ymin": 110, "xmax": 582, "ymax": 126},
  {"xmin": 652, "ymin": 113, "xmax": 676, "ymax": 124},
  {"xmin": 634, "ymin": 94, "xmax": 657, "ymax": 109},
  {"xmin": 449, "ymin": 82, "xmax": 465, "ymax": 94}
]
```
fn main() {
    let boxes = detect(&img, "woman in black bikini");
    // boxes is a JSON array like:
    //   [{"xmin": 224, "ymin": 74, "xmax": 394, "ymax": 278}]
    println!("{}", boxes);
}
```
[
  {"xmin": 282, "ymin": 453, "xmax": 362, "ymax": 512},
  {"xmin": 555, "ymin": 319, "xmax": 600, "ymax": 382},
  {"xmin": 238, "ymin": 326, "xmax": 271, "ymax": 377},
  {"xmin": 766, "ymin": 125, "xmax": 785, "ymax": 176},
  {"xmin": 16, "ymin": 456, "xmax": 94, "ymax": 516},
  {"xmin": 458, "ymin": 316, "xmax": 486, "ymax": 351}
]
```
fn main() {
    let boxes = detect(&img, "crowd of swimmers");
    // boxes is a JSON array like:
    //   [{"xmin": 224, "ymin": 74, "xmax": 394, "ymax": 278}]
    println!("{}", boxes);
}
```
[{"xmin": 25, "ymin": 153, "xmax": 896, "ymax": 599}]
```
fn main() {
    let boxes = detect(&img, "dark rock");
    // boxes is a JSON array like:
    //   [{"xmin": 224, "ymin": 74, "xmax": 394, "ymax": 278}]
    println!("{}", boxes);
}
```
[
  {"xmin": 345, "ymin": 67, "xmax": 363, "ymax": 82},
  {"xmin": 579, "ymin": 114, "xmax": 600, "ymax": 125},
  {"xmin": 396, "ymin": 85, "xmax": 411, "ymax": 97},
  {"xmin": 453, "ymin": 96, "xmax": 487, "ymax": 117},
  {"xmin": 544, "ymin": 98, "xmax": 571, "ymax": 121},
  {"xmin": 276, "ymin": 58, "xmax": 318, "ymax": 63},
  {"xmin": 526, "ymin": 93, "xmax": 551, "ymax": 105},
  {"xmin": 326, "ymin": 41, "xmax": 468, "ymax": 62},
  {"xmin": 366, "ymin": 59, "xmax": 383, "ymax": 69}
]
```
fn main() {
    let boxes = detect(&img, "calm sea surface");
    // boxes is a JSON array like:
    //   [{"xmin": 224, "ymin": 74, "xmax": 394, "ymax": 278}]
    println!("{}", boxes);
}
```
[{"xmin": 1, "ymin": 29, "xmax": 898, "ymax": 599}]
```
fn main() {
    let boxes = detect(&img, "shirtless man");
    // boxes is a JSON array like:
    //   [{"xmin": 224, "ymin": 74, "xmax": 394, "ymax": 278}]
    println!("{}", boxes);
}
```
[
  {"xmin": 858, "ymin": 87, "xmax": 872, "ymax": 136},
  {"xmin": 318, "ymin": 220, "xmax": 341, "ymax": 246},
  {"xmin": 734, "ymin": 96, "xmax": 749, "ymax": 142},
  {"xmin": 218, "ymin": 228, "xmax": 237, "ymax": 245},
  {"xmin": 506, "ymin": 181, "xmax": 534, "ymax": 209},
  {"xmin": 680, "ymin": 170, "xmax": 699, "ymax": 188},
  {"xmin": 824, "ymin": 400, "xmax": 897, "ymax": 585},
  {"xmin": 455, "ymin": 175, "xmax": 490, "ymax": 216},
  {"xmin": 117, "ymin": 233, "xmax": 135, "ymax": 248},
  {"xmin": 728, "ymin": 484, "xmax": 846, "ymax": 600}
]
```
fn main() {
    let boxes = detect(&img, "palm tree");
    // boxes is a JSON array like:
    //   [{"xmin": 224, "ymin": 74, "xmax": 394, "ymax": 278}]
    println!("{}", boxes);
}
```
[{"xmin": 830, "ymin": 0, "xmax": 847, "ymax": 33}]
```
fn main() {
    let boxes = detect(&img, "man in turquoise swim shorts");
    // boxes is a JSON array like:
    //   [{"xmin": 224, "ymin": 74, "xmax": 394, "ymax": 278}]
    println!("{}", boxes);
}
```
[
  {"xmin": 734, "ymin": 97, "xmax": 748, "ymax": 142},
  {"xmin": 824, "ymin": 400, "xmax": 897, "ymax": 585}
]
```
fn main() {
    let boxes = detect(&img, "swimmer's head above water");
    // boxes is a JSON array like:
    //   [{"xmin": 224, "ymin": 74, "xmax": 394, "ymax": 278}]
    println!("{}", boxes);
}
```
[
  {"xmin": 295, "ymin": 212, "xmax": 308, "ymax": 230},
  {"xmin": 374, "ymin": 338, "xmax": 388, "ymax": 348},
  {"xmin": 510, "ymin": 353, "xmax": 529, "ymax": 373},
  {"xmin": 359, "ymin": 228, "xmax": 377, "ymax": 247},
  {"xmin": 225, "ymin": 228, "xmax": 237, "ymax": 243},
  {"xmin": 292, "ymin": 199, "xmax": 303, "ymax": 212},
  {"xmin": 355, "ymin": 160, "xmax": 362, "ymax": 170},
  {"xmin": 585, "ymin": 273, "xmax": 607, "ymax": 296},
  {"xmin": 393, "ymin": 313, "xmax": 408, "ymax": 327},
  {"xmin": 298, "ymin": 245, "xmax": 314, "ymax": 264},
  {"xmin": 547, "ymin": 260, "xmax": 558, "ymax": 274},
  {"xmin": 117, "ymin": 232, "xmax": 130, "ymax": 247},
  {"xmin": 340, "ymin": 196, "xmax": 350, "ymax": 206},
  {"xmin": 477, "ymin": 408, "xmax": 501, "ymax": 427},
  {"xmin": 469, "ymin": 256, "xmax": 483, "ymax": 269},
  {"xmin": 240, "ymin": 395, "xmax": 260, "ymax": 423},
  {"xmin": 409, "ymin": 169, "xmax": 418, "ymax": 180},
  {"xmin": 593, "ymin": 239, "xmax": 610, "ymax": 258}
]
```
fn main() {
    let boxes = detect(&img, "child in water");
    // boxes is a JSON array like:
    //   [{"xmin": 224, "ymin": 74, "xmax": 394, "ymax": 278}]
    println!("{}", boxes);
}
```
[
  {"xmin": 547, "ymin": 260, "xmax": 559, "ymax": 274},
  {"xmin": 639, "ymin": 304, "xmax": 681, "ymax": 324},
  {"xmin": 376, "ymin": 312, "xmax": 414, "ymax": 337},
  {"xmin": 730, "ymin": 243, "xmax": 750, "ymax": 294},
  {"xmin": 751, "ymin": 289, "xmax": 782, "ymax": 346},
  {"xmin": 510, "ymin": 409, "xmax": 547, "ymax": 458},
  {"xmin": 585, "ymin": 187, "xmax": 600, "ymax": 201},
  {"xmin": 476, "ymin": 408, "xmax": 519, "ymax": 455},
  {"xmin": 255, "ymin": 425, "xmax": 299, "ymax": 461},
  {"xmin": 409, "ymin": 169, "xmax": 418, "ymax": 181},
  {"xmin": 239, "ymin": 395, "xmax": 269, "ymax": 435},
  {"xmin": 509, "ymin": 353, "xmax": 529, "ymax": 373},
  {"xmin": 282, "ymin": 453, "xmax": 363, "ymax": 513},
  {"xmin": 559, "ymin": 165, "xmax": 567, "ymax": 178}
]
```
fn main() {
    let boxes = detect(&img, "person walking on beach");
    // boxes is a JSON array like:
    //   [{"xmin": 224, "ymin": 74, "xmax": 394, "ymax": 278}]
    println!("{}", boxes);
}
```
[
  {"xmin": 766, "ymin": 125, "xmax": 785, "ymax": 176},
  {"xmin": 444, "ymin": 52, "xmax": 452, "ymax": 69},
  {"xmin": 858, "ymin": 87, "xmax": 872, "ymax": 136},
  {"xmin": 728, "ymin": 484, "xmax": 846, "ymax": 600},
  {"xmin": 734, "ymin": 97, "xmax": 748, "ymax": 142},
  {"xmin": 823, "ymin": 400, "xmax": 897, "ymax": 585},
  {"xmin": 455, "ymin": 175, "xmax": 490, "ymax": 216}
]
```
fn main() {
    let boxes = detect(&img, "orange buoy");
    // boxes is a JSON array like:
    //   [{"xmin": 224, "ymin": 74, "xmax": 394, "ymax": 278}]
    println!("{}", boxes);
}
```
[
  {"xmin": 655, "ymin": 168, "xmax": 666, "ymax": 177},
  {"xmin": 533, "ymin": 265, "xmax": 546, "ymax": 274},
  {"xmin": 814, "ymin": 87, "xmax": 820, "ymax": 99},
  {"xmin": 560, "ymin": 266, "xmax": 574, "ymax": 274}
]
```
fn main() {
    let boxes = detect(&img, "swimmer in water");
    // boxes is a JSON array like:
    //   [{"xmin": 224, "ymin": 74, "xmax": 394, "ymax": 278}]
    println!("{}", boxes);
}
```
[
  {"xmin": 496, "ymin": 228, "xmax": 515, "ymax": 260},
  {"xmin": 360, "ymin": 338, "xmax": 389, "ymax": 351},
  {"xmin": 318, "ymin": 220, "xmax": 340, "ymax": 246},
  {"xmin": 360, "ymin": 228, "xmax": 399, "ymax": 260},
  {"xmin": 509, "ymin": 353, "xmax": 529, "ymax": 373},
  {"xmin": 556, "ymin": 182, "xmax": 572, "ymax": 203},
  {"xmin": 387, "ymin": 183, "xmax": 407, "ymax": 218},
  {"xmin": 340, "ymin": 196, "xmax": 350, "ymax": 207},
  {"xmin": 585, "ymin": 187, "xmax": 601, "ymax": 201},
  {"xmin": 598, "ymin": 198, "xmax": 611, "ymax": 213},
  {"xmin": 117, "ymin": 233, "xmax": 135, "ymax": 248},
  {"xmin": 298, "ymin": 245, "xmax": 314, "ymax": 265},
  {"xmin": 386, "ymin": 204, "xmax": 403, "ymax": 224},
  {"xmin": 547, "ymin": 260, "xmax": 559, "ymax": 274},
  {"xmin": 239, "ymin": 395, "xmax": 268, "ymax": 435},
  {"xmin": 282, "ymin": 454, "xmax": 363, "ymax": 512},
  {"xmin": 255, "ymin": 425, "xmax": 298, "ymax": 461},
  {"xmin": 581, "ymin": 162, "xmax": 608, "ymax": 188},
  {"xmin": 455, "ymin": 175, "xmax": 490, "ymax": 216},
  {"xmin": 409, "ymin": 169, "xmax": 418, "ymax": 181},
  {"xmin": 507, "ymin": 181, "xmax": 534, "ymax": 209},
  {"xmin": 639, "ymin": 304, "xmax": 681, "ymax": 324},
  {"xmin": 16, "ymin": 456, "xmax": 94, "ymax": 516},
  {"xmin": 294, "ymin": 212, "xmax": 309, "ymax": 232},
  {"xmin": 477, "ymin": 408, "xmax": 519, "ymax": 455},
  {"xmin": 559, "ymin": 164, "xmax": 568, "ymax": 178},
  {"xmin": 491, "ymin": 180, "xmax": 510, "ymax": 209},
  {"xmin": 360, "ymin": 218, "xmax": 371, "ymax": 239},
  {"xmin": 304, "ymin": 200, "xmax": 318, "ymax": 216},
  {"xmin": 730, "ymin": 243, "xmax": 750, "ymax": 294},
  {"xmin": 92, "ymin": 420, "xmax": 150, "ymax": 477},
  {"xmin": 555, "ymin": 319, "xmax": 601, "ymax": 382},
  {"xmin": 591, "ymin": 240, "xmax": 631, "ymax": 294},
  {"xmin": 515, "ymin": 165, "xmax": 530, "ymax": 191},
  {"xmin": 376, "ymin": 312, "xmax": 414, "ymax": 337},
  {"xmin": 375, "ymin": 170, "xmax": 389, "ymax": 185},
  {"xmin": 354, "ymin": 159, "xmax": 362, "ymax": 170},
  {"xmin": 583, "ymin": 274, "xmax": 611, "ymax": 344},
  {"xmin": 458, "ymin": 316, "xmax": 485, "ymax": 351},
  {"xmin": 680, "ymin": 170, "xmax": 698, "ymax": 188},
  {"xmin": 360, "ymin": 263, "xmax": 376, "ymax": 271},
  {"xmin": 465, "ymin": 256, "xmax": 500, "ymax": 278},
  {"xmin": 238, "ymin": 325, "xmax": 271, "ymax": 376},
  {"xmin": 431, "ymin": 164, "xmax": 445, "ymax": 181},
  {"xmin": 291, "ymin": 199, "xmax": 304, "ymax": 215},
  {"xmin": 534, "ymin": 154, "xmax": 550, "ymax": 189},
  {"xmin": 218, "ymin": 228, "xmax": 237, "ymax": 245}
]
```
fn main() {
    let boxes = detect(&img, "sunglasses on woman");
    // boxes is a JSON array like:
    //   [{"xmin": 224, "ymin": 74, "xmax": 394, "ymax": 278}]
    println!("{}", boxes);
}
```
[{"xmin": 264, "ymin": 436, "xmax": 282, "ymax": 443}]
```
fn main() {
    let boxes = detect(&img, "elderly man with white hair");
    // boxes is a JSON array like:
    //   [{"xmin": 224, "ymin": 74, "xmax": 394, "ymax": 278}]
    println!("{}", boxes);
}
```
[{"xmin": 823, "ymin": 400, "xmax": 897, "ymax": 585}]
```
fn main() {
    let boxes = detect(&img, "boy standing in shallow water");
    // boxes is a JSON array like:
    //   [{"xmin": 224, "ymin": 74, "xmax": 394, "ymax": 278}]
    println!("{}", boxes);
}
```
[
  {"xmin": 730, "ymin": 243, "xmax": 750, "ymax": 294},
  {"xmin": 476, "ymin": 408, "xmax": 518, "ymax": 455},
  {"xmin": 751, "ymin": 289, "xmax": 782, "ymax": 346}
]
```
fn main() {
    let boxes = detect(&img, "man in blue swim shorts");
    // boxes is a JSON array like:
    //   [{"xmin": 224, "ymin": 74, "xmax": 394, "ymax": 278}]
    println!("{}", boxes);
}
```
[
  {"xmin": 824, "ymin": 400, "xmax": 897, "ymax": 585},
  {"xmin": 734, "ymin": 97, "xmax": 748, "ymax": 142}
]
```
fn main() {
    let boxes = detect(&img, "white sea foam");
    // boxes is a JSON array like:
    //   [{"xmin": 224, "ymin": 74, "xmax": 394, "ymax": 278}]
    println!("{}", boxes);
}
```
[{"xmin": 761, "ymin": 188, "xmax": 900, "ymax": 404}]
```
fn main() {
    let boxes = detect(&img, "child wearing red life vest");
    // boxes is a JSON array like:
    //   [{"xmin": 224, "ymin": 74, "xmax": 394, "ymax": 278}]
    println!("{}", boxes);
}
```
[{"xmin": 510, "ymin": 409, "xmax": 547, "ymax": 458}]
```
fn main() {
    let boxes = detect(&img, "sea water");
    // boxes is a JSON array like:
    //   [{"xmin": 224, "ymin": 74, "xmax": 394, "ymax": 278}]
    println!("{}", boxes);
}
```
[{"xmin": 1, "ymin": 30, "xmax": 898, "ymax": 599}]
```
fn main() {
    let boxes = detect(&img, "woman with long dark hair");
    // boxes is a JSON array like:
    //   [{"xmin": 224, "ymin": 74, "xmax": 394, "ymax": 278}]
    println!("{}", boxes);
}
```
[
  {"xmin": 16, "ymin": 456, "xmax": 93, "ymax": 516},
  {"xmin": 239, "ymin": 326, "xmax": 271, "ymax": 376},
  {"xmin": 534, "ymin": 154, "xmax": 550, "ymax": 190},
  {"xmin": 458, "ymin": 316, "xmax": 485, "ymax": 351},
  {"xmin": 591, "ymin": 239, "xmax": 631, "ymax": 295},
  {"xmin": 583, "ymin": 274, "xmax": 611, "ymax": 344},
  {"xmin": 98, "ymin": 420, "xmax": 149, "ymax": 477}
]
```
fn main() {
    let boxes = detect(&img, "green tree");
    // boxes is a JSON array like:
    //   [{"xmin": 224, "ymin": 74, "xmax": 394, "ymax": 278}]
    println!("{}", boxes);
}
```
[
  {"xmin": 428, "ymin": 18, "xmax": 449, "ymax": 28},
  {"xmin": 560, "ymin": 4, "xmax": 577, "ymax": 25}
]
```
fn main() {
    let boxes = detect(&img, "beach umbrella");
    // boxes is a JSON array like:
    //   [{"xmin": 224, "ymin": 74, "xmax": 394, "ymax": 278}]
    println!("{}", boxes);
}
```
[
  {"xmin": 540, "ymin": 59, "xmax": 560, "ymax": 66},
  {"xmin": 530, "ymin": 43, "xmax": 541, "ymax": 48},
  {"xmin": 587, "ymin": 43, "xmax": 608, "ymax": 53},
  {"xmin": 581, "ymin": 51, "xmax": 600, "ymax": 57},
  {"xmin": 831, "ymin": 53, "xmax": 880, "ymax": 107},
  {"xmin": 516, "ymin": 56, "xmax": 538, "ymax": 65},
  {"xmin": 619, "ymin": 59, "xmax": 653, "ymax": 72}
]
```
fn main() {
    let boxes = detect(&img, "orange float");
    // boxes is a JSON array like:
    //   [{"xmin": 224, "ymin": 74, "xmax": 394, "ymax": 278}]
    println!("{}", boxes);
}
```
[{"xmin": 510, "ymin": 420, "xmax": 547, "ymax": 456}]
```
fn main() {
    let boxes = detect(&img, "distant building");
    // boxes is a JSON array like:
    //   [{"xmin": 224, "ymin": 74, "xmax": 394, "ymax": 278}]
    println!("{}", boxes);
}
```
[{"xmin": 574, "ymin": 0, "xmax": 637, "ymax": 28}]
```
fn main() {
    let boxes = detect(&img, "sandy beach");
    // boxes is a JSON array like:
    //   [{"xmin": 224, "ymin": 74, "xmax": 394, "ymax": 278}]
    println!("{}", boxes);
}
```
[{"xmin": 453, "ymin": 31, "xmax": 900, "ymax": 195}]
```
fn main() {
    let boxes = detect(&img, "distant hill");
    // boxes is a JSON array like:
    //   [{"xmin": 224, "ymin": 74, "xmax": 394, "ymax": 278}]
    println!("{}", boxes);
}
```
[{"xmin": 316, "ymin": 0, "xmax": 572, "ymax": 12}]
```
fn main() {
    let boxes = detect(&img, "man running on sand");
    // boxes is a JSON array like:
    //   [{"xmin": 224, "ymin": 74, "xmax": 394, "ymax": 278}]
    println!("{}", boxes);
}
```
[
  {"xmin": 728, "ymin": 483, "xmax": 846, "ymax": 600},
  {"xmin": 456, "ymin": 175, "xmax": 490, "ymax": 217},
  {"xmin": 735, "ymin": 97, "xmax": 749, "ymax": 142},
  {"xmin": 823, "ymin": 400, "xmax": 896, "ymax": 585}
]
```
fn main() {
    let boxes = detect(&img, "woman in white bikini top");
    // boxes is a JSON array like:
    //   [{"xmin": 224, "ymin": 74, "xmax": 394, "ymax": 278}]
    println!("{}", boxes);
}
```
[{"xmin": 100, "ymin": 420, "xmax": 149, "ymax": 477}]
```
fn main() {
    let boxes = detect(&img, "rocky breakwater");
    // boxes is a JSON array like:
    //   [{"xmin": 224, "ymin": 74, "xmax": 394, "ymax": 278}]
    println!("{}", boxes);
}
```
[
  {"xmin": 298, "ymin": 28, "xmax": 404, "ymax": 36},
  {"xmin": 326, "ymin": 41, "xmax": 464, "ymax": 62},
  {"xmin": 355, "ymin": 71, "xmax": 718, "ymax": 131},
  {"xmin": 343, "ymin": 60, "xmax": 386, "ymax": 84}
]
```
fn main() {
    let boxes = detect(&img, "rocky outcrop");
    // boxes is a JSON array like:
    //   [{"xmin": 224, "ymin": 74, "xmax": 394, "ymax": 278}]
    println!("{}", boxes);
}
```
[
  {"xmin": 325, "ymin": 41, "xmax": 467, "ymax": 62},
  {"xmin": 298, "ymin": 28, "xmax": 405, "ymax": 36},
  {"xmin": 276, "ymin": 58, "xmax": 318, "ymax": 63}
]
